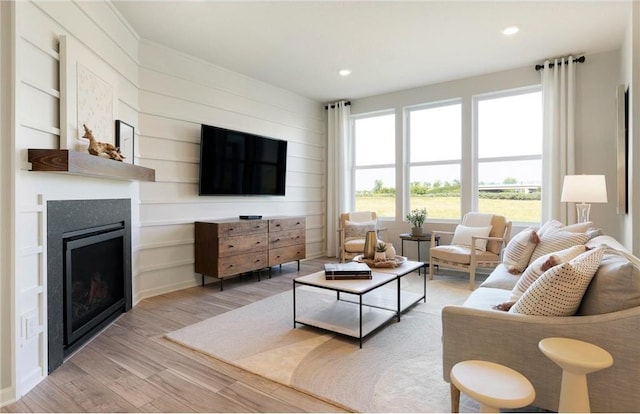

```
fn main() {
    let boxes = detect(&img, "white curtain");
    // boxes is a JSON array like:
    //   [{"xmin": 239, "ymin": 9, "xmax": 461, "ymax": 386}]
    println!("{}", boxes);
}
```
[
  {"xmin": 541, "ymin": 57, "xmax": 576, "ymax": 224},
  {"xmin": 326, "ymin": 101, "xmax": 351, "ymax": 257}
]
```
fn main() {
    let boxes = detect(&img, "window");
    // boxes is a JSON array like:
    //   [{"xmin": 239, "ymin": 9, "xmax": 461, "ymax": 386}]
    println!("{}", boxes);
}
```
[
  {"xmin": 407, "ymin": 101, "xmax": 462, "ymax": 220},
  {"xmin": 475, "ymin": 89, "xmax": 542, "ymax": 223},
  {"xmin": 353, "ymin": 113, "xmax": 395, "ymax": 217}
]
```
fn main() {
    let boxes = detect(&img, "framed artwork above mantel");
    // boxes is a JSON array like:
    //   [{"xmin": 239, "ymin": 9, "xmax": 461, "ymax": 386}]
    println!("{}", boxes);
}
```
[
  {"xmin": 115, "ymin": 120, "xmax": 135, "ymax": 165},
  {"xmin": 59, "ymin": 34, "xmax": 118, "ymax": 154}
]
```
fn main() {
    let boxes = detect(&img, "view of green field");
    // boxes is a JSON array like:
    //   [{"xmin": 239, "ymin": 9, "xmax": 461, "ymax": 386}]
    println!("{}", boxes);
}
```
[{"xmin": 356, "ymin": 196, "xmax": 541, "ymax": 223}]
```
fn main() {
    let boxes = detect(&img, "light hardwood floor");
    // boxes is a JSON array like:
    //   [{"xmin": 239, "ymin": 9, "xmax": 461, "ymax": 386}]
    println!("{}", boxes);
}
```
[{"xmin": 4, "ymin": 257, "xmax": 348, "ymax": 413}]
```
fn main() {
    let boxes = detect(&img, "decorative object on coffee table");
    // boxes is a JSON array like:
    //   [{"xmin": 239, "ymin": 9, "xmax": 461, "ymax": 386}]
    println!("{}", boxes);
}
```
[
  {"xmin": 375, "ymin": 241, "xmax": 387, "ymax": 261},
  {"xmin": 363, "ymin": 230, "xmax": 377, "ymax": 260},
  {"xmin": 407, "ymin": 208, "xmax": 427, "ymax": 236},
  {"xmin": 115, "ymin": 120, "xmax": 135, "ymax": 164}
]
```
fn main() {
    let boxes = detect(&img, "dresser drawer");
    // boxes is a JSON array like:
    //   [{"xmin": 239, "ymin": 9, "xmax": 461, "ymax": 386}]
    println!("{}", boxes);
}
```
[
  {"xmin": 218, "ymin": 233, "xmax": 268, "ymax": 257},
  {"xmin": 268, "ymin": 229, "xmax": 305, "ymax": 249},
  {"xmin": 217, "ymin": 251, "xmax": 268, "ymax": 278},
  {"xmin": 269, "ymin": 217, "xmax": 305, "ymax": 232},
  {"xmin": 269, "ymin": 245, "xmax": 306, "ymax": 267},
  {"xmin": 217, "ymin": 220, "xmax": 267, "ymax": 237}
]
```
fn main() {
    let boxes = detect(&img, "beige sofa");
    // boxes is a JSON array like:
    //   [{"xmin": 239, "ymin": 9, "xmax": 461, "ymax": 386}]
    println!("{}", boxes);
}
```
[{"xmin": 442, "ymin": 235, "xmax": 640, "ymax": 412}]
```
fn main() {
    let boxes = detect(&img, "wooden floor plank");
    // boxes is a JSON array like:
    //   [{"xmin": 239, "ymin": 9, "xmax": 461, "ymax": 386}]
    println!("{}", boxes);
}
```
[
  {"xmin": 68, "ymin": 346, "xmax": 166, "ymax": 408},
  {"xmin": 4, "ymin": 257, "xmax": 347, "ymax": 413}
]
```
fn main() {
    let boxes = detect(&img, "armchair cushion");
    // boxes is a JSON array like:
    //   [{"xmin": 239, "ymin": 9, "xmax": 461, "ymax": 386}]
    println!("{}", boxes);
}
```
[
  {"xmin": 344, "ymin": 220, "xmax": 376, "ymax": 240},
  {"xmin": 430, "ymin": 245, "xmax": 499, "ymax": 265},
  {"xmin": 510, "ymin": 247, "xmax": 605, "ymax": 316},
  {"xmin": 450, "ymin": 225, "xmax": 493, "ymax": 251}
]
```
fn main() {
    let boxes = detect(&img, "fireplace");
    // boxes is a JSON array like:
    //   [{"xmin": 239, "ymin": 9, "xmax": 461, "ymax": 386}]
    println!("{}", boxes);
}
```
[{"xmin": 48, "ymin": 199, "xmax": 132, "ymax": 373}]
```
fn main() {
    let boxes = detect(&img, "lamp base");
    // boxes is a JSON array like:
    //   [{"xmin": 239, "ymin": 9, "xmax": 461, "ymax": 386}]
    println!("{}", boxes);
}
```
[{"xmin": 576, "ymin": 203, "xmax": 591, "ymax": 223}]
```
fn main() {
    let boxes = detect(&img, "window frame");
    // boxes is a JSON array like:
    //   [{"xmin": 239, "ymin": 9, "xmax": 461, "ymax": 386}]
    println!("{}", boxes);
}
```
[
  {"xmin": 404, "ymin": 98, "xmax": 463, "ymax": 223},
  {"xmin": 350, "ymin": 109, "xmax": 396, "ymax": 218},
  {"xmin": 471, "ymin": 85, "xmax": 543, "ymax": 224}
]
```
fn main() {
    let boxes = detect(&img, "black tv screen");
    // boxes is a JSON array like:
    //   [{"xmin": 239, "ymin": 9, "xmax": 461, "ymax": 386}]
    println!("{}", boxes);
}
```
[{"xmin": 199, "ymin": 124, "xmax": 287, "ymax": 196}]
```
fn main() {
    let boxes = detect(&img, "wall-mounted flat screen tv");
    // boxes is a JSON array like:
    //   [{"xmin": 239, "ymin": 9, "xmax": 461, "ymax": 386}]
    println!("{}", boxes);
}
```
[{"xmin": 199, "ymin": 124, "xmax": 287, "ymax": 196}]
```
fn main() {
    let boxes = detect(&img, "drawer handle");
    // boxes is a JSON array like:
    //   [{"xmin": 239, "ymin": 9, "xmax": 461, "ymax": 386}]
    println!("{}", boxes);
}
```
[
  {"xmin": 276, "ymin": 255, "xmax": 281, "ymax": 258},
  {"xmin": 295, "ymin": 236, "xmax": 300, "ymax": 239},
  {"xmin": 255, "ymin": 225, "xmax": 261, "ymax": 228},
  {"xmin": 276, "ymin": 223, "xmax": 281, "ymax": 227},
  {"xmin": 228, "ymin": 244, "xmax": 235, "ymax": 248},
  {"xmin": 228, "ymin": 264, "xmax": 234, "ymax": 268},
  {"xmin": 296, "ymin": 222, "xmax": 300, "ymax": 225},
  {"xmin": 275, "ymin": 238, "xmax": 280, "ymax": 242},
  {"xmin": 256, "ymin": 241, "xmax": 261, "ymax": 245}
]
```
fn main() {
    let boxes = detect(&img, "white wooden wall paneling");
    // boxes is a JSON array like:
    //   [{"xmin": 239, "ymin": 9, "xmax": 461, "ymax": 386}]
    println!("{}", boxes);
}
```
[
  {"xmin": 139, "ymin": 41, "xmax": 322, "ymax": 122},
  {"xmin": 140, "ymin": 68, "xmax": 323, "ymax": 134},
  {"xmin": 12, "ymin": 1, "xmax": 140, "ymax": 400}
]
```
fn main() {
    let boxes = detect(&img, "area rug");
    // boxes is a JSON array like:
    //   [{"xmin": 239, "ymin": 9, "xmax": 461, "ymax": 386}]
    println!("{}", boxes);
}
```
[{"xmin": 165, "ymin": 274, "xmax": 474, "ymax": 412}]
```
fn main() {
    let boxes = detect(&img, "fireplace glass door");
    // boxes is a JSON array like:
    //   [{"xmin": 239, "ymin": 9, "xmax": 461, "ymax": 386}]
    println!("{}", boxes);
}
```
[{"xmin": 63, "ymin": 223, "xmax": 126, "ymax": 347}]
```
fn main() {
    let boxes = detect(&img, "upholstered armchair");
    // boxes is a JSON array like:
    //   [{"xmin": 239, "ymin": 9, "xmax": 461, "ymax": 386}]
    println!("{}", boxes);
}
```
[
  {"xmin": 338, "ymin": 212, "xmax": 387, "ymax": 262},
  {"xmin": 429, "ymin": 212, "xmax": 512, "ymax": 290}
]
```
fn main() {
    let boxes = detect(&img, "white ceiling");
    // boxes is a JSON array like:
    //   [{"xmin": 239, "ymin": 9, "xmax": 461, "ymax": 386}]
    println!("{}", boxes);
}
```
[{"xmin": 112, "ymin": 1, "xmax": 631, "ymax": 103}]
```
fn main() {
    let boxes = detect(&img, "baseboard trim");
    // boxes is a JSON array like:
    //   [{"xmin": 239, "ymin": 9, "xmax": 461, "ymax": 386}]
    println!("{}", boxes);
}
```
[{"xmin": 0, "ymin": 385, "xmax": 16, "ymax": 408}]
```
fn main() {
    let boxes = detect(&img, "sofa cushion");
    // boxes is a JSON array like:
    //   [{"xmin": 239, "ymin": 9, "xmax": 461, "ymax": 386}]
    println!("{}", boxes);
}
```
[
  {"xmin": 528, "ymin": 228, "xmax": 589, "ymax": 264},
  {"xmin": 430, "ymin": 245, "xmax": 498, "ymax": 265},
  {"xmin": 462, "ymin": 287, "xmax": 512, "ymax": 311},
  {"xmin": 509, "ymin": 245, "xmax": 588, "ymax": 302},
  {"xmin": 480, "ymin": 264, "xmax": 520, "ymax": 290},
  {"xmin": 577, "ymin": 249, "xmax": 640, "ymax": 315},
  {"xmin": 502, "ymin": 228, "xmax": 539, "ymax": 273},
  {"xmin": 451, "ymin": 224, "xmax": 493, "ymax": 251},
  {"xmin": 509, "ymin": 247, "xmax": 605, "ymax": 316}
]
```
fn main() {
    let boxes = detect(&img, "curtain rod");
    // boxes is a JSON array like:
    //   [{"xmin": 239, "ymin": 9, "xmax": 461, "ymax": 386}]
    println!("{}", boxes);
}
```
[
  {"xmin": 324, "ymin": 101, "xmax": 351, "ymax": 110},
  {"xmin": 535, "ymin": 55, "xmax": 585, "ymax": 71}
]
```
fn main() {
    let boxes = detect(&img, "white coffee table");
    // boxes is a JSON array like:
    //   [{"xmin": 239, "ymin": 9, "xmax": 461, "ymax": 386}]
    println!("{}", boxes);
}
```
[{"xmin": 293, "ymin": 260, "xmax": 424, "ymax": 347}]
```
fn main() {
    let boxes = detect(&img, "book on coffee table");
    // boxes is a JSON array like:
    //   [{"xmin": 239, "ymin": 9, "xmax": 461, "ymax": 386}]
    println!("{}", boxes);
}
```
[{"xmin": 324, "ymin": 262, "xmax": 372, "ymax": 280}]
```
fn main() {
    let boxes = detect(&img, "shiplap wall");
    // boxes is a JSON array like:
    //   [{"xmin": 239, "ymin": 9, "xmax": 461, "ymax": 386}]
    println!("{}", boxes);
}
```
[
  {"xmin": 10, "ymin": 0, "xmax": 140, "ymax": 400},
  {"xmin": 135, "ymin": 41, "xmax": 325, "ymax": 300},
  {"xmin": 5, "ymin": 0, "xmax": 326, "ymax": 403}
]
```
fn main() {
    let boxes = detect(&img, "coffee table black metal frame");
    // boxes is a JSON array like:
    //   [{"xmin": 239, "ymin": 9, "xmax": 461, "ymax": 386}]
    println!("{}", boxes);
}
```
[{"xmin": 292, "ymin": 261, "xmax": 424, "ymax": 348}]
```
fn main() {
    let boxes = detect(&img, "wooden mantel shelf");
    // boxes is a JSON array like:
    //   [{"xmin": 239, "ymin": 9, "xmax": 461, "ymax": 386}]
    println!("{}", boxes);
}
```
[{"xmin": 28, "ymin": 149, "xmax": 155, "ymax": 182}]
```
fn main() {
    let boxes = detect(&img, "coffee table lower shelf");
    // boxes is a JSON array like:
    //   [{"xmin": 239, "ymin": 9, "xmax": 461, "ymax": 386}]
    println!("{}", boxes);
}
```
[{"xmin": 294, "ymin": 299, "xmax": 397, "ymax": 345}]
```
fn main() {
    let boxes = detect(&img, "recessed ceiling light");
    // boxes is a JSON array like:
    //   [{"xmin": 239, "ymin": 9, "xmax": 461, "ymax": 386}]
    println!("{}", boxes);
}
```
[
  {"xmin": 502, "ymin": 26, "xmax": 520, "ymax": 36},
  {"xmin": 339, "ymin": 69, "xmax": 352, "ymax": 77}
]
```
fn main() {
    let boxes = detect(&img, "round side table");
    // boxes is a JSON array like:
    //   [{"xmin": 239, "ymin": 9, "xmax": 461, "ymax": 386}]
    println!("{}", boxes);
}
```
[
  {"xmin": 450, "ymin": 360, "xmax": 535, "ymax": 413},
  {"xmin": 538, "ymin": 337, "xmax": 613, "ymax": 413}
]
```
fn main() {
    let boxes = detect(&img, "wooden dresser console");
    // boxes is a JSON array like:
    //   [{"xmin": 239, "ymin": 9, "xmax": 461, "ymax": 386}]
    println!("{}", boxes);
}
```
[{"xmin": 195, "ymin": 216, "xmax": 306, "ymax": 290}]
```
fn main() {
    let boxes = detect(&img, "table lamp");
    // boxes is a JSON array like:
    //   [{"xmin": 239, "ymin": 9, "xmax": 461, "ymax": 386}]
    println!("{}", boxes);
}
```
[{"xmin": 560, "ymin": 175, "xmax": 608, "ymax": 223}]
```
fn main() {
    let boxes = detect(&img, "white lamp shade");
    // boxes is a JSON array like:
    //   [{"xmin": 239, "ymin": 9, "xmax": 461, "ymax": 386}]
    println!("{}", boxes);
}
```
[{"xmin": 561, "ymin": 175, "xmax": 608, "ymax": 203}]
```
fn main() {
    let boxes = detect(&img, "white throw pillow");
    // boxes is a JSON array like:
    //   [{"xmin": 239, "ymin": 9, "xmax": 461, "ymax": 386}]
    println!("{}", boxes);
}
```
[
  {"xmin": 509, "ymin": 245, "xmax": 588, "ymax": 302},
  {"xmin": 509, "ymin": 247, "xmax": 605, "ymax": 316},
  {"xmin": 503, "ymin": 228, "xmax": 539, "ymax": 274},
  {"xmin": 451, "ymin": 225, "xmax": 493, "ymax": 251},
  {"xmin": 528, "ymin": 227, "xmax": 589, "ymax": 265},
  {"xmin": 536, "ymin": 219, "xmax": 564, "ymax": 237}
]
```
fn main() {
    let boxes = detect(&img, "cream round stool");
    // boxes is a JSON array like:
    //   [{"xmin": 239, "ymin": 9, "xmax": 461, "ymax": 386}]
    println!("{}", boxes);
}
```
[
  {"xmin": 450, "ymin": 360, "xmax": 535, "ymax": 413},
  {"xmin": 538, "ymin": 337, "xmax": 613, "ymax": 413}
]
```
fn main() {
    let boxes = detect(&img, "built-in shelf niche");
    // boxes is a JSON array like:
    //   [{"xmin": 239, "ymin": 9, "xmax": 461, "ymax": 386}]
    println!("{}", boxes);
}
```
[{"xmin": 28, "ymin": 149, "xmax": 155, "ymax": 182}]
